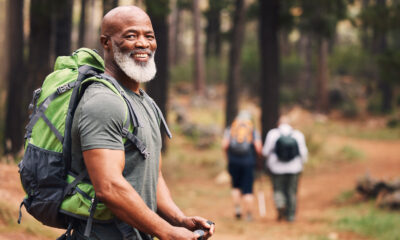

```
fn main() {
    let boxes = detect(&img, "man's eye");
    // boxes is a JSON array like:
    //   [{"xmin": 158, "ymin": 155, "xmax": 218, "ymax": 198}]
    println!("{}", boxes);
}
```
[
  {"xmin": 127, "ymin": 35, "xmax": 136, "ymax": 39},
  {"xmin": 147, "ymin": 35, "xmax": 155, "ymax": 40}
]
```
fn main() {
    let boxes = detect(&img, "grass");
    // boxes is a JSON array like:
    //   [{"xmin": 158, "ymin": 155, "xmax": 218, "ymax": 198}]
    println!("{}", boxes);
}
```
[
  {"xmin": 307, "ymin": 120, "xmax": 400, "ymax": 141},
  {"xmin": 336, "ymin": 189, "xmax": 356, "ymax": 205},
  {"xmin": 336, "ymin": 202, "xmax": 400, "ymax": 240}
]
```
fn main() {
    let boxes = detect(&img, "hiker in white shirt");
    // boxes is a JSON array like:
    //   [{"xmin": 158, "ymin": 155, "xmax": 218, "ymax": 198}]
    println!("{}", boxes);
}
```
[{"xmin": 262, "ymin": 117, "xmax": 308, "ymax": 222}]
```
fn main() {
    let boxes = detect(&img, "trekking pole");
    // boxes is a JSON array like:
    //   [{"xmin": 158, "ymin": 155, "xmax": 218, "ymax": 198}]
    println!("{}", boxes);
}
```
[{"xmin": 257, "ymin": 173, "xmax": 266, "ymax": 217}]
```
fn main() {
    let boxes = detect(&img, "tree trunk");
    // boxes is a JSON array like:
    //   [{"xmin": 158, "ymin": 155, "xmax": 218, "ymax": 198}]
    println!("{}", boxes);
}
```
[
  {"xmin": 103, "ymin": 0, "xmax": 119, "ymax": 16},
  {"xmin": 259, "ymin": 0, "xmax": 280, "ymax": 140},
  {"xmin": 78, "ymin": 0, "xmax": 87, "ymax": 47},
  {"xmin": 372, "ymin": 0, "xmax": 391, "ymax": 112},
  {"xmin": 279, "ymin": 30, "xmax": 290, "ymax": 57},
  {"xmin": 27, "ymin": 0, "xmax": 53, "ymax": 89},
  {"xmin": 54, "ymin": 0, "xmax": 73, "ymax": 56},
  {"xmin": 361, "ymin": 0, "xmax": 370, "ymax": 49},
  {"xmin": 168, "ymin": 0, "xmax": 179, "ymax": 66},
  {"xmin": 298, "ymin": 33, "xmax": 313, "ymax": 103},
  {"xmin": 225, "ymin": 0, "xmax": 247, "ymax": 127},
  {"xmin": 316, "ymin": 37, "xmax": 329, "ymax": 112},
  {"xmin": 4, "ymin": 0, "xmax": 25, "ymax": 155},
  {"xmin": 193, "ymin": 0, "xmax": 205, "ymax": 96},
  {"xmin": 145, "ymin": 0, "xmax": 170, "ymax": 151},
  {"xmin": 205, "ymin": 0, "xmax": 222, "ymax": 57}
]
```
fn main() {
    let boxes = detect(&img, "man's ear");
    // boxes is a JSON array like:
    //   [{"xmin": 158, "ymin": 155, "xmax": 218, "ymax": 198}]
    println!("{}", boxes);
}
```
[{"xmin": 100, "ymin": 35, "xmax": 111, "ymax": 51}]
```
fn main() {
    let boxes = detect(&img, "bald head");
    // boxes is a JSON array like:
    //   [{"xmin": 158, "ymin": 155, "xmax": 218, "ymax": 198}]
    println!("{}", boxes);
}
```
[{"xmin": 101, "ymin": 6, "xmax": 152, "ymax": 37}]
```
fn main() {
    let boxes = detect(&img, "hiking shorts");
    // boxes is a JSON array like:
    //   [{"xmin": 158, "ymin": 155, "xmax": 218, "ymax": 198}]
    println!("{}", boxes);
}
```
[{"xmin": 228, "ymin": 162, "xmax": 254, "ymax": 194}]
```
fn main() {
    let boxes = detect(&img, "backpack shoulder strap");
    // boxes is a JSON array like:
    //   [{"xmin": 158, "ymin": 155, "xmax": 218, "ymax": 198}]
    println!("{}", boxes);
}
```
[{"xmin": 81, "ymin": 73, "xmax": 149, "ymax": 159}]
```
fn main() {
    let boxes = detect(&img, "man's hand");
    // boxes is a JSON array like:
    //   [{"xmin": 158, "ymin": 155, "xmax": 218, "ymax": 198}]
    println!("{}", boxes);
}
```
[
  {"xmin": 180, "ymin": 216, "xmax": 215, "ymax": 239},
  {"xmin": 164, "ymin": 226, "xmax": 203, "ymax": 240}
]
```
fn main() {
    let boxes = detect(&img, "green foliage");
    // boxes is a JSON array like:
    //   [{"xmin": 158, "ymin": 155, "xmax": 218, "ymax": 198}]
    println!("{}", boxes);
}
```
[
  {"xmin": 378, "ymin": 49, "xmax": 400, "ymax": 85},
  {"xmin": 297, "ymin": 0, "xmax": 348, "ymax": 39},
  {"xmin": 337, "ymin": 203, "xmax": 400, "ymax": 240},
  {"xmin": 145, "ymin": 0, "xmax": 170, "ymax": 17},
  {"xmin": 336, "ymin": 189, "xmax": 355, "ymax": 204},
  {"xmin": 176, "ymin": 0, "xmax": 192, "ymax": 10},
  {"xmin": 339, "ymin": 100, "xmax": 359, "ymax": 118},
  {"xmin": 387, "ymin": 115, "xmax": 400, "ymax": 128},
  {"xmin": 240, "ymin": 30, "xmax": 260, "ymax": 93},
  {"xmin": 367, "ymin": 92, "xmax": 384, "ymax": 115},
  {"xmin": 205, "ymin": 56, "xmax": 227, "ymax": 84},
  {"xmin": 281, "ymin": 53, "xmax": 304, "ymax": 84},
  {"xmin": 170, "ymin": 60, "xmax": 193, "ymax": 84},
  {"xmin": 307, "ymin": 120, "xmax": 400, "ymax": 140},
  {"xmin": 339, "ymin": 145, "xmax": 365, "ymax": 162},
  {"xmin": 359, "ymin": 1, "xmax": 400, "ymax": 34},
  {"xmin": 329, "ymin": 45, "xmax": 375, "ymax": 78}
]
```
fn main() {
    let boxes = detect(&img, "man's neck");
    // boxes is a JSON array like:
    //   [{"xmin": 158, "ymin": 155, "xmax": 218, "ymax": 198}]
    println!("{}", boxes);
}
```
[{"xmin": 104, "ymin": 61, "xmax": 140, "ymax": 94}]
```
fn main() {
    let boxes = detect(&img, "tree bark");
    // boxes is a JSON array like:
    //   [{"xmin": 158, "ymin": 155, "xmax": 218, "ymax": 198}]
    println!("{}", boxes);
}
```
[
  {"xmin": 27, "ymin": 0, "xmax": 53, "ymax": 92},
  {"xmin": 103, "ymin": 0, "xmax": 119, "ymax": 16},
  {"xmin": 54, "ymin": 0, "xmax": 73, "ymax": 56},
  {"xmin": 205, "ymin": 0, "xmax": 222, "ymax": 57},
  {"xmin": 145, "ymin": 0, "xmax": 170, "ymax": 151},
  {"xmin": 259, "ymin": 0, "xmax": 280, "ymax": 140},
  {"xmin": 361, "ymin": 0, "xmax": 370, "ymax": 49},
  {"xmin": 4, "ymin": 0, "xmax": 25, "ymax": 155},
  {"xmin": 298, "ymin": 33, "xmax": 313, "ymax": 103},
  {"xmin": 225, "ymin": 0, "xmax": 247, "ymax": 127},
  {"xmin": 373, "ymin": 0, "xmax": 391, "ymax": 112},
  {"xmin": 316, "ymin": 37, "xmax": 329, "ymax": 112},
  {"xmin": 78, "ymin": 0, "xmax": 87, "ymax": 47},
  {"xmin": 168, "ymin": 0, "xmax": 179, "ymax": 66},
  {"xmin": 193, "ymin": 0, "xmax": 205, "ymax": 96}
]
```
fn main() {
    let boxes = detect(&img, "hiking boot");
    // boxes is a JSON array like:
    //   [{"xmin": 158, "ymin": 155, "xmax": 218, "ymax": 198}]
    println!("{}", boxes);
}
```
[
  {"xmin": 277, "ymin": 208, "xmax": 285, "ymax": 221},
  {"xmin": 235, "ymin": 212, "xmax": 242, "ymax": 220},
  {"xmin": 287, "ymin": 215, "xmax": 295, "ymax": 222},
  {"xmin": 245, "ymin": 213, "xmax": 253, "ymax": 222}
]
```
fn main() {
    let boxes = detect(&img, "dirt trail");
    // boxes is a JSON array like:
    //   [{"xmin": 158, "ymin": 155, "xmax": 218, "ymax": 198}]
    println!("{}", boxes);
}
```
[
  {"xmin": 0, "ymin": 137, "xmax": 399, "ymax": 240},
  {"xmin": 200, "ymin": 137, "xmax": 400, "ymax": 240}
]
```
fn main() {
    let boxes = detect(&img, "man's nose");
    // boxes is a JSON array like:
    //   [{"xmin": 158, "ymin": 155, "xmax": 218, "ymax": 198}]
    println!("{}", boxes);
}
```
[{"xmin": 135, "ymin": 35, "xmax": 150, "ymax": 48}]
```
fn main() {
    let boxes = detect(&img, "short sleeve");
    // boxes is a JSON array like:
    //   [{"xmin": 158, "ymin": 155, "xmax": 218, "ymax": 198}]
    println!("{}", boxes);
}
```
[{"xmin": 77, "ymin": 84, "xmax": 126, "ymax": 151}]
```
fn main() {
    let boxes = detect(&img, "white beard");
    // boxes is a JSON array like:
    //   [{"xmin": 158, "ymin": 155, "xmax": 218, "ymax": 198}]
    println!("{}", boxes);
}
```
[{"xmin": 112, "ymin": 45, "xmax": 157, "ymax": 83}]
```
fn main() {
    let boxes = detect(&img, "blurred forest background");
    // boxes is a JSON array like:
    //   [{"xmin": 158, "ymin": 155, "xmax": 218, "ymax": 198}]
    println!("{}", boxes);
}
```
[
  {"xmin": 1, "ymin": 0, "xmax": 400, "ymax": 239},
  {"xmin": 1, "ymin": 0, "xmax": 399, "ymax": 155}
]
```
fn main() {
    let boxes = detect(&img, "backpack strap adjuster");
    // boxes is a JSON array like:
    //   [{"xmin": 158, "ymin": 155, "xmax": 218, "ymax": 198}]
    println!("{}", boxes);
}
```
[{"xmin": 57, "ymin": 82, "xmax": 75, "ymax": 95}]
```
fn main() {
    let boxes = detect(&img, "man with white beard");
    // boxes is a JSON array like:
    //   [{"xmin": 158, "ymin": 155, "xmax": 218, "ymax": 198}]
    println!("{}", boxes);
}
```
[{"xmin": 69, "ymin": 6, "xmax": 215, "ymax": 240}]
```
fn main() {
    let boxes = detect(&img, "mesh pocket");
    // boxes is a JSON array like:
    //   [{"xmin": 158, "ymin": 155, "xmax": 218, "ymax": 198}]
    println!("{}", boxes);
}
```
[{"xmin": 19, "ymin": 143, "xmax": 68, "ymax": 228}]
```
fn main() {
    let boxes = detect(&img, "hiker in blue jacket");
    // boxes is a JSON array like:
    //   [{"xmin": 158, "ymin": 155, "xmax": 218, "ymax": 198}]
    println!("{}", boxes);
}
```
[
  {"xmin": 262, "ymin": 116, "xmax": 308, "ymax": 222},
  {"xmin": 70, "ymin": 6, "xmax": 214, "ymax": 239},
  {"xmin": 222, "ymin": 111, "xmax": 262, "ymax": 221}
]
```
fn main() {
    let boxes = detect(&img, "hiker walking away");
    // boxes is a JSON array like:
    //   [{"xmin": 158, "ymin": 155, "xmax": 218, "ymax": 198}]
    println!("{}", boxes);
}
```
[
  {"xmin": 222, "ymin": 111, "xmax": 262, "ymax": 221},
  {"xmin": 262, "ymin": 116, "xmax": 308, "ymax": 222},
  {"xmin": 69, "ymin": 6, "xmax": 214, "ymax": 239}
]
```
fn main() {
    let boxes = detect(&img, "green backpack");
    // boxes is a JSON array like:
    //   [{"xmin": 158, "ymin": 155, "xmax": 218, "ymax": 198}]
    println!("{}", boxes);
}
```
[{"xmin": 18, "ymin": 48, "xmax": 171, "ymax": 238}]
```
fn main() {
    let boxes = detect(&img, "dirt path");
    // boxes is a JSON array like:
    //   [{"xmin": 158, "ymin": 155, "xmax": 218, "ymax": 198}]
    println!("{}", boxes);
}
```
[
  {"xmin": 191, "ymin": 137, "xmax": 400, "ymax": 240},
  {"xmin": 0, "ymin": 137, "xmax": 399, "ymax": 239}
]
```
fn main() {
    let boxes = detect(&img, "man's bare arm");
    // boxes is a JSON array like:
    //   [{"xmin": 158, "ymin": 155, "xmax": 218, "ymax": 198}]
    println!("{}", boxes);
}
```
[{"xmin": 83, "ymin": 149, "xmax": 197, "ymax": 239}]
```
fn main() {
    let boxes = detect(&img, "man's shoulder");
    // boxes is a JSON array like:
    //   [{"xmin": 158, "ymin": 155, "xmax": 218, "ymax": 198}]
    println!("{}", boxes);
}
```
[{"xmin": 79, "ymin": 82, "xmax": 126, "ymax": 117}]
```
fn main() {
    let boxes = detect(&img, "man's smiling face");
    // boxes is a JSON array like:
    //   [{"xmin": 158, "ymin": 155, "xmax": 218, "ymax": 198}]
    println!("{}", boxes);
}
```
[{"xmin": 109, "ymin": 10, "xmax": 157, "ymax": 83}]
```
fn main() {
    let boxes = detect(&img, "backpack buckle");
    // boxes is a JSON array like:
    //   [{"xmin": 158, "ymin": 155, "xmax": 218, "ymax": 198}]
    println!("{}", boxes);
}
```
[
  {"xmin": 29, "ymin": 88, "xmax": 42, "ymax": 111},
  {"xmin": 141, "ymin": 150, "xmax": 150, "ymax": 159}
]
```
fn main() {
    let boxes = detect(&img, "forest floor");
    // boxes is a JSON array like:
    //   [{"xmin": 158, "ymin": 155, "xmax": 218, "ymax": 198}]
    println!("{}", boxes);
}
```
[{"xmin": 0, "ymin": 101, "xmax": 399, "ymax": 240}]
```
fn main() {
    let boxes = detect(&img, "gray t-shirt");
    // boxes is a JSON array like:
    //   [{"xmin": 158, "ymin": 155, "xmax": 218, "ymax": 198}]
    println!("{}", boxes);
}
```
[{"xmin": 70, "ymin": 82, "xmax": 162, "ymax": 239}]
